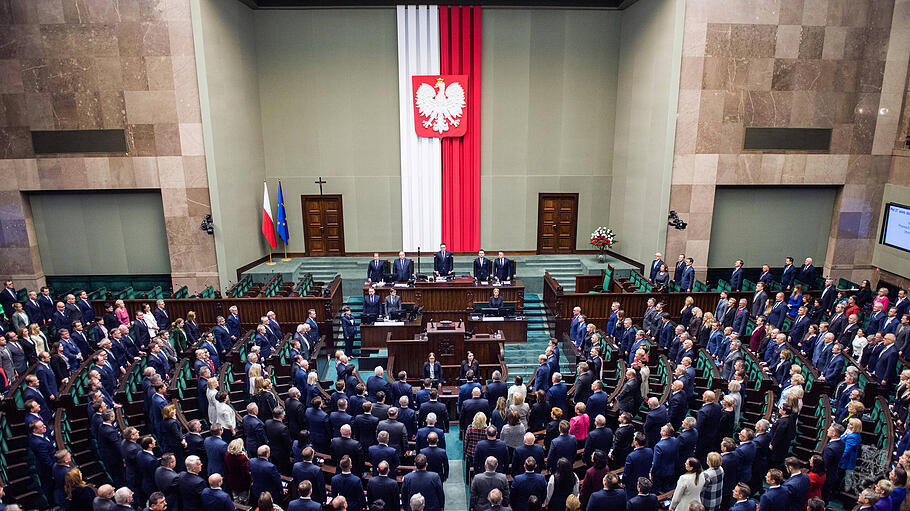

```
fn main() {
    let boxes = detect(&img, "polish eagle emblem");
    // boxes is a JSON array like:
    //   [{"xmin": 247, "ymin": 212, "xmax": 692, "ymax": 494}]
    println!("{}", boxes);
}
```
[{"xmin": 412, "ymin": 75, "xmax": 468, "ymax": 138}]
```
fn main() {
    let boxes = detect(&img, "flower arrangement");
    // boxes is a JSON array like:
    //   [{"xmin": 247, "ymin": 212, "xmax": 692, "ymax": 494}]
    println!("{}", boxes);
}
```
[
  {"xmin": 590, "ymin": 227, "xmax": 616, "ymax": 262},
  {"xmin": 590, "ymin": 227, "xmax": 616, "ymax": 249}
]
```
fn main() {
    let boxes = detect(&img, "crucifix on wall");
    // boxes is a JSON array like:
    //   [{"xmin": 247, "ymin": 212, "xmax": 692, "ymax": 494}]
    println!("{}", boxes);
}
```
[{"xmin": 315, "ymin": 177, "xmax": 326, "ymax": 195}]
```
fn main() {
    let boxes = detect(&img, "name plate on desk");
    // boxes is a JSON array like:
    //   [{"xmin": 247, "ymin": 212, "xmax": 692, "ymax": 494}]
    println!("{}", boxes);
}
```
[
  {"xmin": 481, "ymin": 316, "xmax": 505, "ymax": 322},
  {"xmin": 374, "ymin": 321, "xmax": 405, "ymax": 326},
  {"xmin": 393, "ymin": 283, "xmax": 410, "ymax": 288}
]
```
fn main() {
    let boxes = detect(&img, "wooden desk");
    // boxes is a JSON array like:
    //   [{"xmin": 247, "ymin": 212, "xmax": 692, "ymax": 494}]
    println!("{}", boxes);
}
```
[
  {"xmin": 364, "ymin": 280, "xmax": 525, "ymax": 313},
  {"xmin": 387, "ymin": 323, "xmax": 504, "ymax": 382},
  {"xmin": 466, "ymin": 316, "xmax": 527, "ymax": 342},
  {"xmin": 360, "ymin": 317, "xmax": 424, "ymax": 349}
]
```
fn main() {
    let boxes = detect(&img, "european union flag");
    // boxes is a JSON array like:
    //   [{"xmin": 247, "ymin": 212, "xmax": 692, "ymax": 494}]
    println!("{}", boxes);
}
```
[{"xmin": 276, "ymin": 179, "xmax": 289, "ymax": 243}]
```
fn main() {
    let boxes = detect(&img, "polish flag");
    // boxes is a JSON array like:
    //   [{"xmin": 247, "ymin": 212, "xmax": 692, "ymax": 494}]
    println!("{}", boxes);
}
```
[{"xmin": 262, "ymin": 182, "xmax": 277, "ymax": 249}]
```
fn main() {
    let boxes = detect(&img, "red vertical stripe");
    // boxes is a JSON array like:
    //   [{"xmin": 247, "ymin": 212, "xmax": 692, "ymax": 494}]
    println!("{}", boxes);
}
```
[{"xmin": 439, "ymin": 5, "xmax": 481, "ymax": 251}]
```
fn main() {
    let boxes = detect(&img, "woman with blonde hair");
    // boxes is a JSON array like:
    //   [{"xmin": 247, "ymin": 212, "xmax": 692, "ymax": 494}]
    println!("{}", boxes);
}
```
[
  {"xmin": 680, "ymin": 297, "xmax": 695, "ymax": 329},
  {"xmin": 700, "ymin": 452, "xmax": 723, "ymax": 510},
  {"xmin": 568, "ymin": 402, "xmax": 589, "ymax": 442},
  {"xmin": 464, "ymin": 411, "xmax": 489, "ymax": 468},
  {"xmin": 28, "ymin": 323, "xmax": 48, "ymax": 354},
  {"xmin": 206, "ymin": 377, "xmax": 220, "ymax": 425},
  {"xmin": 160, "ymin": 404, "xmax": 184, "ymax": 463},
  {"xmin": 697, "ymin": 313, "xmax": 715, "ymax": 346},
  {"xmin": 224, "ymin": 437, "xmax": 251, "ymax": 502},
  {"xmin": 114, "ymin": 299, "xmax": 130, "ymax": 326},
  {"xmin": 247, "ymin": 363, "xmax": 262, "ymax": 395},
  {"xmin": 185, "ymin": 311, "xmax": 201, "ymax": 342},
  {"xmin": 509, "ymin": 392, "xmax": 530, "ymax": 429},
  {"xmin": 253, "ymin": 376, "xmax": 279, "ymax": 420},
  {"xmin": 64, "ymin": 466, "xmax": 96, "ymax": 508},
  {"xmin": 491, "ymin": 396, "xmax": 509, "ymax": 432},
  {"xmin": 564, "ymin": 494, "xmax": 581, "ymax": 511},
  {"xmin": 305, "ymin": 371, "xmax": 320, "ymax": 407},
  {"xmin": 840, "ymin": 418, "xmax": 862, "ymax": 479}
]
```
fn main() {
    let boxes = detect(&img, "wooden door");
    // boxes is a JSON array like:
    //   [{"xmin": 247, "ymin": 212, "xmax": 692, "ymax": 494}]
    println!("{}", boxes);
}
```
[
  {"xmin": 301, "ymin": 195, "xmax": 346, "ymax": 256},
  {"xmin": 537, "ymin": 193, "xmax": 578, "ymax": 254}
]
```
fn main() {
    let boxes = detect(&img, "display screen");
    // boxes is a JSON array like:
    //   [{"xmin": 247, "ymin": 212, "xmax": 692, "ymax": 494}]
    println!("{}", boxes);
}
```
[{"xmin": 881, "ymin": 202, "xmax": 910, "ymax": 253}]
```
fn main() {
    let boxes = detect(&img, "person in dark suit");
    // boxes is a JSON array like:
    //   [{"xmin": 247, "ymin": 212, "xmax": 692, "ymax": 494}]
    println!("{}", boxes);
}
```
[
  {"xmin": 732, "ymin": 299, "xmax": 750, "ymax": 337},
  {"xmin": 176, "ymin": 455, "xmax": 206, "ymax": 510},
  {"xmin": 331, "ymin": 455, "xmax": 366, "ymax": 511},
  {"xmin": 628, "ymin": 477, "xmax": 658, "ymax": 511},
  {"xmin": 401, "ymin": 454, "xmax": 444, "ymax": 511},
  {"xmin": 679, "ymin": 258, "xmax": 695, "ymax": 292},
  {"xmin": 433, "ymin": 243, "xmax": 454, "ymax": 277},
  {"xmin": 305, "ymin": 398, "xmax": 330, "ymax": 453},
  {"xmin": 769, "ymin": 405, "xmax": 797, "ymax": 468},
  {"xmin": 367, "ymin": 253, "xmax": 386, "ymax": 283},
  {"xmin": 52, "ymin": 301, "xmax": 72, "ymax": 334},
  {"xmin": 735, "ymin": 428, "xmax": 756, "ymax": 484},
  {"xmin": 548, "ymin": 421, "xmax": 578, "ymax": 474},
  {"xmin": 615, "ymin": 369, "xmax": 640, "ymax": 415},
  {"xmin": 152, "ymin": 300, "xmax": 170, "ymax": 331},
  {"xmin": 821, "ymin": 424, "xmax": 845, "ymax": 501},
  {"xmin": 392, "ymin": 251, "xmax": 414, "ymax": 283},
  {"xmin": 720, "ymin": 440, "xmax": 740, "ymax": 508},
  {"xmin": 788, "ymin": 307, "xmax": 810, "ymax": 345},
  {"xmin": 492, "ymin": 251, "xmax": 511, "ymax": 281},
  {"xmin": 474, "ymin": 250, "xmax": 492, "ymax": 281},
  {"xmin": 586, "ymin": 472, "xmax": 626, "ymax": 511},
  {"xmin": 330, "ymin": 424, "xmax": 363, "ymax": 475},
  {"xmin": 137, "ymin": 437, "xmax": 159, "ymax": 505},
  {"xmin": 73, "ymin": 290, "xmax": 93, "ymax": 326},
  {"xmin": 751, "ymin": 282, "xmax": 768, "ymax": 318},
  {"xmin": 511, "ymin": 432, "xmax": 545, "ymax": 476},
  {"xmin": 292, "ymin": 447, "xmax": 326, "ymax": 505},
  {"xmin": 367, "ymin": 462, "xmax": 399, "ymax": 511},
  {"xmin": 418, "ymin": 390, "xmax": 449, "ymax": 430},
  {"xmin": 204, "ymin": 425, "xmax": 228, "ymax": 477},
  {"xmin": 369, "ymin": 431, "xmax": 400, "ymax": 476},
  {"xmin": 728, "ymin": 260, "xmax": 744, "ymax": 291},
  {"xmin": 250, "ymin": 445, "xmax": 282, "ymax": 502},
  {"xmin": 873, "ymin": 334, "xmax": 898, "ymax": 387},
  {"xmin": 243, "ymin": 403, "xmax": 269, "ymax": 456},
  {"xmin": 780, "ymin": 457, "xmax": 809, "ymax": 511},
  {"xmin": 289, "ymin": 481, "xmax": 324, "ymax": 511},
  {"xmin": 265, "ymin": 408, "xmax": 293, "ymax": 474},
  {"xmin": 341, "ymin": 308, "xmax": 356, "ymax": 355},
  {"xmin": 651, "ymin": 425, "xmax": 679, "ymax": 493},
  {"xmin": 202, "ymin": 474, "xmax": 235, "ymax": 511},
  {"xmin": 155, "ymin": 454, "xmax": 180, "ymax": 511},
  {"xmin": 419, "ymin": 432, "xmax": 449, "ymax": 481},
  {"xmin": 474, "ymin": 426, "xmax": 509, "ymax": 474},
  {"xmin": 423, "ymin": 354, "xmax": 443, "ymax": 387},
  {"xmin": 383, "ymin": 288, "xmax": 402, "ymax": 317},
  {"xmin": 610, "ymin": 413, "xmax": 635, "ymax": 467},
  {"xmin": 622, "ymin": 433, "xmax": 653, "ymax": 499},
  {"xmin": 643, "ymin": 398, "xmax": 667, "ymax": 448},
  {"xmin": 377, "ymin": 408, "xmax": 409, "ymax": 453},
  {"xmin": 510, "ymin": 457, "xmax": 547, "ymax": 511},
  {"xmin": 759, "ymin": 469, "xmax": 789, "ymax": 509},
  {"xmin": 649, "ymin": 253, "xmax": 665, "ymax": 282},
  {"xmin": 779, "ymin": 256, "xmax": 796, "ymax": 290},
  {"xmin": 673, "ymin": 255, "xmax": 686, "ymax": 283},
  {"xmin": 28, "ymin": 420, "xmax": 55, "ymax": 501},
  {"xmin": 99, "ymin": 411, "xmax": 124, "ymax": 486},
  {"xmin": 488, "ymin": 288, "xmax": 504, "ymax": 310},
  {"xmin": 23, "ymin": 290, "xmax": 43, "ymax": 326},
  {"xmin": 695, "ymin": 390, "xmax": 722, "ymax": 460},
  {"xmin": 363, "ymin": 287, "xmax": 382, "ymax": 321},
  {"xmin": 460, "ymin": 387, "xmax": 490, "ymax": 432},
  {"xmin": 820, "ymin": 344, "xmax": 845, "ymax": 387},
  {"xmin": 798, "ymin": 258, "xmax": 816, "ymax": 286}
]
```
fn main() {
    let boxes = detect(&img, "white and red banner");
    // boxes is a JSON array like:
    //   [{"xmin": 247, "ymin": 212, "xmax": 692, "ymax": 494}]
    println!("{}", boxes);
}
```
[
  {"xmin": 397, "ymin": 5, "xmax": 481, "ymax": 252},
  {"xmin": 262, "ymin": 181, "xmax": 277, "ymax": 249}
]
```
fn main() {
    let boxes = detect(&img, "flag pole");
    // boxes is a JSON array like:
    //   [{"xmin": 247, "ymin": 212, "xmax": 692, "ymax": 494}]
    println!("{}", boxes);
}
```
[
  {"xmin": 267, "ymin": 248, "xmax": 275, "ymax": 265},
  {"xmin": 282, "ymin": 239, "xmax": 290, "ymax": 261}
]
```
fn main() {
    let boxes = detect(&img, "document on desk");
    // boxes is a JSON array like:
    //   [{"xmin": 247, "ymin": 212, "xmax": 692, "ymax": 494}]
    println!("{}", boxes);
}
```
[
  {"xmin": 481, "ymin": 317, "xmax": 505, "ymax": 322},
  {"xmin": 374, "ymin": 321, "xmax": 406, "ymax": 326},
  {"xmin": 393, "ymin": 283, "xmax": 410, "ymax": 288}
]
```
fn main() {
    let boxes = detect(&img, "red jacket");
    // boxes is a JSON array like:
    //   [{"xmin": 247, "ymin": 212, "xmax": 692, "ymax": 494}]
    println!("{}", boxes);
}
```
[{"xmin": 223, "ymin": 452, "xmax": 251, "ymax": 493}]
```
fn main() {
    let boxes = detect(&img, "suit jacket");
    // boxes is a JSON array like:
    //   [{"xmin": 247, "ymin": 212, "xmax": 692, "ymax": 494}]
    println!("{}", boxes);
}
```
[
  {"xmin": 418, "ymin": 400, "xmax": 449, "ymax": 431},
  {"xmin": 680, "ymin": 266, "xmax": 695, "ymax": 291},
  {"xmin": 769, "ymin": 415, "xmax": 797, "ymax": 463},
  {"xmin": 377, "ymin": 419, "xmax": 408, "ymax": 452},
  {"xmin": 643, "ymin": 405, "xmax": 668, "ymax": 448},
  {"xmin": 732, "ymin": 307, "xmax": 750, "ymax": 336},
  {"xmin": 77, "ymin": 298, "xmax": 94, "ymax": 325},
  {"xmin": 651, "ymin": 437, "xmax": 679, "ymax": 478},
  {"xmin": 751, "ymin": 290, "xmax": 768, "ymax": 317},
  {"xmin": 547, "ymin": 434, "xmax": 578, "ymax": 473},
  {"xmin": 420, "ymin": 445, "xmax": 449, "ymax": 481},
  {"xmin": 759, "ymin": 485, "xmax": 789, "ymax": 510},
  {"xmin": 781, "ymin": 472, "xmax": 810, "ymax": 511},
  {"xmin": 330, "ymin": 436, "xmax": 363, "ymax": 474},
  {"xmin": 383, "ymin": 295, "xmax": 402, "ymax": 316},
  {"xmin": 721, "ymin": 451, "xmax": 740, "ymax": 496},
  {"xmin": 730, "ymin": 267, "xmax": 744, "ymax": 291},
  {"xmin": 649, "ymin": 259, "xmax": 664, "ymax": 281},
  {"xmin": 798, "ymin": 264, "xmax": 816, "ymax": 285},
  {"xmin": 511, "ymin": 472, "xmax": 546, "ymax": 511},
  {"xmin": 622, "ymin": 448, "xmax": 653, "ymax": 496},
  {"xmin": 511, "ymin": 443, "xmax": 545, "ymax": 476},
  {"xmin": 628, "ymin": 494, "xmax": 659, "ymax": 511},
  {"xmin": 695, "ymin": 402, "xmax": 722, "ymax": 450},
  {"xmin": 474, "ymin": 438, "xmax": 509, "ymax": 474},
  {"xmin": 767, "ymin": 301, "xmax": 788, "ymax": 329},
  {"xmin": 201, "ymin": 487, "xmax": 235, "ymax": 511},
  {"xmin": 176, "ymin": 470, "xmax": 206, "ymax": 510},
  {"xmin": 265, "ymin": 418, "xmax": 293, "ymax": 462},
  {"xmin": 331, "ymin": 472, "xmax": 367, "ymax": 511},
  {"xmin": 402, "ymin": 469, "xmax": 444, "ymax": 511},
  {"xmin": 735, "ymin": 440, "xmax": 756, "ymax": 483},
  {"xmin": 873, "ymin": 345, "xmax": 898, "ymax": 383},
  {"xmin": 473, "ymin": 258, "xmax": 492, "ymax": 281},
  {"xmin": 460, "ymin": 397, "xmax": 490, "ymax": 430},
  {"xmin": 367, "ymin": 475, "xmax": 399, "ymax": 511},
  {"xmin": 204, "ymin": 436, "xmax": 228, "ymax": 477},
  {"xmin": 155, "ymin": 467, "xmax": 180, "ymax": 510},
  {"xmin": 292, "ymin": 461, "xmax": 326, "ymax": 504},
  {"xmin": 674, "ymin": 260, "xmax": 685, "ymax": 282},
  {"xmin": 469, "ymin": 471, "xmax": 509, "ymax": 511},
  {"xmin": 586, "ymin": 489, "xmax": 626, "ymax": 511},
  {"xmin": 368, "ymin": 443, "xmax": 400, "ymax": 475},
  {"xmin": 433, "ymin": 251, "xmax": 454, "ymax": 276},
  {"xmin": 392, "ymin": 258, "xmax": 414, "ymax": 282},
  {"xmin": 492, "ymin": 258, "xmax": 511, "ymax": 281},
  {"xmin": 363, "ymin": 294, "xmax": 382, "ymax": 318},
  {"xmin": 367, "ymin": 259, "xmax": 386, "ymax": 282},
  {"xmin": 242, "ymin": 415, "xmax": 268, "ymax": 455},
  {"xmin": 250, "ymin": 457, "xmax": 282, "ymax": 501}
]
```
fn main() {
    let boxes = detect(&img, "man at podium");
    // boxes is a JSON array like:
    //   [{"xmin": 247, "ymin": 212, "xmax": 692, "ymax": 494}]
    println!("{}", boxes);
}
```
[
  {"xmin": 367, "ymin": 253, "xmax": 385, "ymax": 283},
  {"xmin": 473, "ymin": 250, "xmax": 491, "ymax": 281},
  {"xmin": 492, "ymin": 251, "xmax": 511, "ymax": 282},
  {"xmin": 434, "ymin": 243, "xmax": 454, "ymax": 277},
  {"xmin": 392, "ymin": 251, "xmax": 413, "ymax": 282},
  {"xmin": 384, "ymin": 288, "xmax": 402, "ymax": 317}
]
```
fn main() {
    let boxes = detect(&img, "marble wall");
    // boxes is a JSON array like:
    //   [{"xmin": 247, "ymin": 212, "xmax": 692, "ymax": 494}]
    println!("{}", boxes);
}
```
[
  {"xmin": 0, "ymin": 0, "xmax": 219, "ymax": 292},
  {"xmin": 667, "ymin": 0, "xmax": 908, "ymax": 284}
]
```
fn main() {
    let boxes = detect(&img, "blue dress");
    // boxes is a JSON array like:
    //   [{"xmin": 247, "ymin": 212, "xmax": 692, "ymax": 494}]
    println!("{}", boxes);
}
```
[{"xmin": 787, "ymin": 293, "xmax": 802, "ymax": 318}]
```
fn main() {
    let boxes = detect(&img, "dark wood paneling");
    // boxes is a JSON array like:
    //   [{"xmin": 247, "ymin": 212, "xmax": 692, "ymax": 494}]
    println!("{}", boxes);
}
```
[
  {"xmin": 302, "ymin": 194, "xmax": 345, "ymax": 256},
  {"xmin": 537, "ymin": 193, "xmax": 578, "ymax": 254},
  {"xmin": 364, "ymin": 280, "xmax": 524, "ymax": 313}
]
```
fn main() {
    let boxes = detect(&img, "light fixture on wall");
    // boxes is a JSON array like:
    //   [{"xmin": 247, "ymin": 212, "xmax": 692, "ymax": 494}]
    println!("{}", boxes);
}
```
[
  {"xmin": 668, "ymin": 210, "xmax": 688, "ymax": 230},
  {"xmin": 200, "ymin": 214, "xmax": 214, "ymax": 235}
]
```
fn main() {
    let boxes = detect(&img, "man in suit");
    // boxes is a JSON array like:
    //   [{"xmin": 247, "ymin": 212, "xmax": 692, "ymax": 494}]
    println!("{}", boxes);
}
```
[
  {"xmin": 732, "ymin": 299, "xmax": 750, "ymax": 337},
  {"xmin": 473, "ymin": 249, "xmax": 492, "ymax": 281},
  {"xmin": 460, "ymin": 387, "xmax": 490, "ymax": 431},
  {"xmin": 788, "ymin": 306, "xmax": 810, "ymax": 344},
  {"xmin": 873, "ymin": 333, "xmax": 899, "ymax": 388},
  {"xmin": 155, "ymin": 453, "xmax": 180, "ymax": 511},
  {"xmin": 769, "ymin": 405, "xmax": 797, "ymax": 468},
  {"xmin": 136, "ymin": 437, "xmax": 159, "ymax": 505},
  {"xmin": 37, "ymin": 286, "xmax": 55, "ymax": 324},
  {"xmin": 330, "ymin": 425, "xmax": 363, "ymax": 475},
  {"xmin": 23, "ymin": 375, "xmax": 52, "ymax": 424},
  {"xmin": 205, "ymin": 424, "xmax": 228, "ymax": 477},
  {"xmin": 780, "ymin": 256, "xmax": 796, "ymax": 290},
  {"xmin": 367, "ymin": 253, "xmax": 386, "ymax": 283},
  {"xmin": 883, "ymin": 307, "xmax": 900, "ymax": 336},
  {"xmin": 735, "ymin": 428, "xmax": 757, "ymax": 484},
  {"xmin": 695, "ymin": 390, "xmax": 722, "ymax": 460},
  {"xmin": 152, "ymin": 299, "xmax": 170, "ymax": 331},
  {"xmin": 226, "ymin": 306, "xmax": 242, "ymax": 342},
  {"xmin": 820, "ymin": 343, "xmax": 846, "ymax": 387},
  {"xmin": 402, "ymin": 454, "xmax": 444, "ymax": 511},
  {"xmin": 531, "ymin": 354, "xmax": 551, "ymax": 392},
  {"xmin": 628, "ymin": 477, "xmax": 659, "ymax": 511},
  {"xmin": 243, "ymin": 403, "xmax": 269, "ymax": 456},
  {"xmin": 623, "ymin": 433, "xmax": 653, "ymax": 499},
  {"xmin": 818, "ymin": 278, "xmax": 837, "ymax": 314},
  {"xmin": 340, "ymin": 307, "xmax": 356, "ymax": 355},
  {"xmin": 362, "ymin": 287, "xmax": 382, "ymax": 322},
  {"xmin": 673, "ymin": 254, "xmax": 686, "ymax": 283},
  {"xmin": 303, "ymin": 309, "xmax": 319, "ymax": 347},
  {"xmin": 492, "ymin": 251, "xmax": 511, "ymax": 281},
  {"xmin": 369, "ymin": 431, "xmax": 400, "ymax": 476},
  {"xmin": 821, "ymin": 424, "xmax": 845, "ymax": 501},
  {"xmin": 643, "ymin": 398, "xmax": 667, "ymax": 448},
  {"xmin": 73, "ymin": 290, "xmax": 93, "ymax": 325},
  {"xmin": 651, "ymin": 425, "xmax": 679, "ymax": 493},
  {"xmin": 383, "ymin": 288, "xmax": 402, "ymax": 318},
  {"xmin": 547, "ymin": 420, "xmax": 578, "ymax": 474},
  {"xmin": 250, "ymin": 445, "xmax": 282, "ymax": 503},
  {"xmin": 680, "ymin": 257, "xmax": 695, "ymax": 292},
  {"xmin": 28, "ymin": 420, "xmax": 55, "ymax": 500},
  {"xmin": 433, "ymin": 243, "xmax": 454, "ymax": 277},
  {"xmin": 781, "ymin": 456, "xmax": 809, "ymax": 511},
  {"xmin": 798, "ymin": 257, "xmax": 816, "ymax": 286},
  {"xmin": 758, "ymin": 264, "xmax": 773, "ymax": 286},
  {"xmin": 367, "ymin": 462, "xmax": 399, "ymax": 511},
  {"xmin": 393, "ymin": 251, "xmax": 414, "ymax": 282},
  {"xmin": 99, "ymin": 410, "xmax": 124, "ymax": 486},
  {"xmin": 610, "ymin": 412, "xmax": 635, "ymax": 467},
  {"xmin": 730, "ymin": 259, "xmax": 744, "ymax": 291},
  {"xmin": 377, "ymin": 407, "xmax": 408, "ymax": 453},
  {"xmin": 510, "ymin": 457, "xmax": 546, "ymax": 511},
  {"xmin": 418, "ymin": 390, "xmax": 449, "ymax": 431},
  {"xmin": 666, "ymin": 381, "xmax": 688, "ymax": 430},
  {"xmin": 52, "ymin": 301, "xmax": 72, "ymax": 335},
  {"xmin": 176, "ymin": 455, "xmax": 206, "ymax": 510},
  {"xmin": 474, "ymin": 426, "xmax": 509, "ymax": 474},
  {"xmin": 469, "ymin": 457, "xmax": 509, "ymax": 511},
  {"xmin": 24, "ymin": 290, "xmax": 43, "ymax": 326},
  {"xmin": 509, "ymin": 431, "xmax": 544, "ymax": 476},
  {"xmin": 751, "ymin": 282, "xmax": 768, "ymax": 318},
  {"xmin": 419, "ymin": 431, "xmax": 448, "ymax": 481},
  {"xmin": 649, "ymin": 252, "xmax": 664, "ymax": 282},
  {"xmin": 201, "ymin": 474, "xmax": 235, "ymax": 511},
  {"xmin": 568, "ymin": 306, "xmax": 584, "ymax": 347},
  {"xmin": 760, "ymin": 469, "xmax": 790, "ymax": 509},
  {"xmin": 766, "ymin": 292, "xmax": 788, "ymax": 330},
  {"xmin": 292, "ymin": 447, "xmax": 326, "ymax": 505},
  {"xmin": 657, "ymin": 313, "xmax": 675, "ymax": 347},
  {"xmin": 720, "ymin": 439, "xmax": 741, "ymax": 508},
  {"xmin": 265, "ymin": 407, "xmax": 293, "ymax": 474},
  {"xmin": 330, "ymin": 462, "xmax": 367, "ymax": 511}
]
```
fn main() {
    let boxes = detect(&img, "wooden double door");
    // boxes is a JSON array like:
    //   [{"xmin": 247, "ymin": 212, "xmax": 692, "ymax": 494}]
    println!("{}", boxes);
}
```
[
  {"xmin": 301, "ymin": 195, "xmax": 345, "ymax": 256},
  {"xmin": 537, "ymin": 193, "xmax": 578, "ymax": 254}
]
